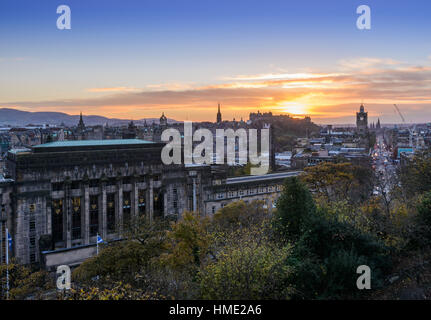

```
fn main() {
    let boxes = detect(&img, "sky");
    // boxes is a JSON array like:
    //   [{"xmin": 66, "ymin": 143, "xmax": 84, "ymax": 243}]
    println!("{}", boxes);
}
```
[{"xmin": 1, "ymin": 0, "xmax": 431, "ymax": 124}]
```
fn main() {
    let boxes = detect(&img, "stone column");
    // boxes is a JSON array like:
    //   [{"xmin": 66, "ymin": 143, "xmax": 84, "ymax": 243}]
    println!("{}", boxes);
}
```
[
  {"xmin": 46, "ymin": 197, "xmax": 52, "ymax": 235},
  {"xmin": 117, "ymin": 180, "xmax": 123, "ymax": 234},
  {"xmin": 101, "ymin": 182, "xmax": 107, "ymax": 239},
  {"xmin": 133, "ymin": 180, "xmax": 139, "ymax": 218},
  {"xmin": 148, "ymin": 177, "xmax": 154, "ymax": 222},
  {"xmin": 83, "ymin": 185, "xmax": 90, "ymax": 245},
  {"xmin": 64, "ymin": 184, "xmax": 71, "ymax": 248}
]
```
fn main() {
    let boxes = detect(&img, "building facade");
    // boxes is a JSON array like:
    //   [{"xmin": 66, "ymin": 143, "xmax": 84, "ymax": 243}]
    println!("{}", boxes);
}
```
[{"xmin": 2, "ymin": 139, "xmax": 297, "ymax": 269}]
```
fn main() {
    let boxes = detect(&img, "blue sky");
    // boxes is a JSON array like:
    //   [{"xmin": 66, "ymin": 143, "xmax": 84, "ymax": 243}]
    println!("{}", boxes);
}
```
[{"xmin": 1, "ymin": 0, "xmax": 431, "ymax": 123}]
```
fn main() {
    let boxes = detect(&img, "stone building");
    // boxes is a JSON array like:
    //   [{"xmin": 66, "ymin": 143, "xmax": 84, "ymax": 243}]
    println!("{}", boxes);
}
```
[
  {"xmin": 356, "ymin": 104, "xmax": 368, "ymax": 135},
  {"xmin": 5, "ymin": 139, "xmax": 167, "ymax": 266},
  {"xmin": 0, "ymin": 175, "xmax": 13, "ymax": 264},
  {"xmin": 3, "ymin": 138, "xmax": 298, "ymax": 269},
  {"xmin": 204, "ymin": 171, "xmax": 300, "ymax": 214}
]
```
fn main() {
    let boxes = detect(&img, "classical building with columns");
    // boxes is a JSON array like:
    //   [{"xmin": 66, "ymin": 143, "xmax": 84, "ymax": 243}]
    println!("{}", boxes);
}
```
[
  {"xmin": 0, "ymin": 175, "xmax": 13, "ymax": 265},
  {"xmin": 2, "ymin": 139, "xmax": 299, "ymax": 269}
]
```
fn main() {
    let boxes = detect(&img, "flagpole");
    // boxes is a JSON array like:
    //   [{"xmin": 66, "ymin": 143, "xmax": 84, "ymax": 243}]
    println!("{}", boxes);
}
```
[{"xmin": 5, "ymin": 227, "xmax": 9, "ymax": 300}]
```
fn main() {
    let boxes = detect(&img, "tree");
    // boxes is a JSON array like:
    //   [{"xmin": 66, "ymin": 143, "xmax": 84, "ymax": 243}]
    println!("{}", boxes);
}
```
[
  {"xmin": 198, "ymin": 228, "xmax": 294, "ymax": 300},
  {"xmin": 160, "ymin": 211, "xmax": 211, "ymax": 273},
  {"xmin": 273, "ymin": 176, "xmax": 316, "ymax": 241},
  {"xmin": 0, "ymin": 259, "xmax": 53, "ymax": 299},
  {"xmin": 73, "ymin": 216, "xmax": 169, "ymax": 284},
  {"xmin": 212, "ymin": 200, "xmax": 269, "ymax": 233},
  {"xmin": 399, "ymin": 148, "xmax": 431, "ymax": 198},
  {"xmin": 301, "ymin": 162, "xmax": 374, "ymax": 204}
]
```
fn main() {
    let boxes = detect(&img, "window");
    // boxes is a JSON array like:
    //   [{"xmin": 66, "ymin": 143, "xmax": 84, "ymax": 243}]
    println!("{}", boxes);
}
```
[
  {"xmin": 153, "ymin": 191, "xmax": 164, "ymax": 217},
  {"xmin": 107, "ymin": 194, "xmax": 116, "ymax": 233},
  {"xmin": 90, "ymin": 195, "xmax": 99, "ymax": 237},
  {"xmin": 212, "ymin": 206, "xmax": 216, "ymax": 214},
  {"xmin": 52, "ymin": 182, "xmax": 63, "ymax": 191},
  {"xmin": 123, "ymin": 192, "xmax": 131, "ymax": 223},
  {"xmin": 71, "ymin": 197, "xmax": 81, "ymax": 240},
  {"xmin": 29, "ymin": 219, "xmax": 35, "ymax": 232},
  {"xmin": 138, "ymin": 176, "xmax": 146, "ymax": 183},
  {"xmin": 52, "ymin": 199, "xmax": 63, "ymax": 243},
  {"xmin": 173, "ymin": 188, "xmax": 178, "ymax": 212},
  {"xmin": 89, "ymin": 180, "xmax": 99, "ymax": 188},
  {"xmin": 71, "ymin": 181, "xmax": 80, "ymax": 190},
  {"xmin": 138, "ymin": 190, "xmax": 146, "ymax": 216}
]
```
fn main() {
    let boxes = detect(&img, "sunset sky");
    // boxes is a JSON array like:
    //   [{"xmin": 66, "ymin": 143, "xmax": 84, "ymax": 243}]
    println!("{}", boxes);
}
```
[{"xmin": 1, "ymin": 0, "xmax": 431, "ymax": 124}]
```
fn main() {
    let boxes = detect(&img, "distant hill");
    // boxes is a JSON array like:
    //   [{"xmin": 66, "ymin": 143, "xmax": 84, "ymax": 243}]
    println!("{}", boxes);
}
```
[{"xmin": 0, "ymin": 108, "xmax": 177, "ymax": 127}]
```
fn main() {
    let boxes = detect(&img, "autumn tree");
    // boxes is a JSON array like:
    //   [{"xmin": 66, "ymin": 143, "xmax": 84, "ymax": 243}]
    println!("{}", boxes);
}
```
[
  {"xmin": 160, "ymin": 211, "xmax": 211, "ymax": 273},
  {"xmin": 399, "ymin": 148, "xmax": 431, "ymax": 198},
  {"xmin": 301, "ymin": 162, "xmax": 374, "ymax": 205},
  {"xmin": 198, "ymin": 227, "xmax": 294, "ymax": 300},
  {"xmin": 0, "ymin": 259, "xmax": 53, "ymax": 299}
]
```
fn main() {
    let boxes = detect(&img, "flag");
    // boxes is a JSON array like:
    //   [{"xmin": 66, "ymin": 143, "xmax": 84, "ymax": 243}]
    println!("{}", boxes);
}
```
[
  {"xmin": 97, "ymin": 235, "xmax": 104, "ymax": 244},
  {"xmin": 7, "ymin": 229, "xmax": 12, "ymax": 251}
]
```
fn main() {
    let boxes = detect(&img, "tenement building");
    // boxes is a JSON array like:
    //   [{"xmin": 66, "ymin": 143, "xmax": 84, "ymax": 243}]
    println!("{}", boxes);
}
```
[{"xmin": 2, "ymin": 139, "xmax": 299, "ymax": 269}]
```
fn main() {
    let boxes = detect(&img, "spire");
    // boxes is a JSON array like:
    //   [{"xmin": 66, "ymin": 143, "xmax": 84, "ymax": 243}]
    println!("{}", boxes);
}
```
[
  {"xmin": 78, "ymin": 111, "xmax": 85, "ymax": 131},
  {"xmin": 160, "ymin": 112, "xmax": 167, "ymax": 126},
  {"xmin": 217, "ymin": 103, "xmax": 222, "ymax": 124}
]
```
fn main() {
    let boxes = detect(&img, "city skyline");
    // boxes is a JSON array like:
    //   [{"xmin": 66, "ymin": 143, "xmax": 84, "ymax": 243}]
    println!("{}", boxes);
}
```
[{"xmin": 1, "ymin": 0, "xmax": 431, "ymax": 124}]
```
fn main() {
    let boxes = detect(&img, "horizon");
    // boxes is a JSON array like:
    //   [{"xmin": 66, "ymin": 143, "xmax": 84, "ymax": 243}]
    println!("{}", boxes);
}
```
[
  {"xmin": 0, "ymin": 106, "xmax": 425, "ymax": 127},
  {"xmin": 1, "ymin": 0, "xmax": 431, "ymax": 124}
]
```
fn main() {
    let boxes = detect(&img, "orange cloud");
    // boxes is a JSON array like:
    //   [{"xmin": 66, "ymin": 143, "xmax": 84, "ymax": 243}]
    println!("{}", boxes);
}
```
[{"xmin": 2, "ymin": 57, "xmax": 431, "ymax": 124}]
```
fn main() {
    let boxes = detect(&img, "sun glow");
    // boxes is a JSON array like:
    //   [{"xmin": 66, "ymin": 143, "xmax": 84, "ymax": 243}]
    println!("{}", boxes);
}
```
[{"xmin": 278, "ymin": 102, "xmax": 308, "ymax": 116}]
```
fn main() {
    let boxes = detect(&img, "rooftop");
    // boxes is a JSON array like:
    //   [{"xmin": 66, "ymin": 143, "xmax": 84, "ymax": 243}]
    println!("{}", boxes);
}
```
[
  {"xmin": 226, "ymin": 171, "xmax": 302, "ymax": 184},
  {"xmin": 29, "ymin": 139, "xmax": 160, "ymax": 154},
  {"xmin": 33, "ymin": 139, "xmax": 155, "ymax": 149}
]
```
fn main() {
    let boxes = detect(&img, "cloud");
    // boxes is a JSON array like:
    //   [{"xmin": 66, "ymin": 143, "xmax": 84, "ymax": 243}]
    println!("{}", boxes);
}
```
[
  {"xmin": 223, "ymin": 72, "xmax": 346, "ymax": 81},
  {"xmin": 2, "ymin": 57, "xmax": 431, "ymax": 123},
  {"xmin": 338, "ymin": 57, "xmax": 402, "ymax": 70},
  {"xmin": 87, "ymin": 87, "xmax": 141, "ymax": 93}
]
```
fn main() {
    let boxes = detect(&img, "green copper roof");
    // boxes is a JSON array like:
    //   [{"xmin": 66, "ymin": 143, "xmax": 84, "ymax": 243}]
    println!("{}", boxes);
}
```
[{"xmin": 33, "ymin": 139, "xmax": 155, "ymax": 148}]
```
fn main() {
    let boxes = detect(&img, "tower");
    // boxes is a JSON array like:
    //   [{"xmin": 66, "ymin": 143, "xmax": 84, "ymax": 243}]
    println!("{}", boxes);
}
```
[
  {"xmin": 216, "ymin": 103, "xmax": 222, "ymax": 124},
  {"xmin": 160, "ymin": 112, "xmax": 168, "ymax": 127},
  {"xmin": 376, "ymin": 118, "xmax": 381, "ymax": 130},
  {"xmin": 77, "ymin": 112, "xmax": 85, "ymax": 131},
  {"xmin": 356, "ymin": 104, "xmax": 368, "ymax": 135},
  {"xmin": 123, "ymin": 120, "xmax": 137, "ymax": 139}
]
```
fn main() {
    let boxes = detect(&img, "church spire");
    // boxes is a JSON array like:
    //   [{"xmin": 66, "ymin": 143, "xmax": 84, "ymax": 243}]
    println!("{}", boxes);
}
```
[
  {"xmin": 78, "ymin": 111, "xmax": 85, "ymax": 131},
  {"xmin": 216, "ymin": 103, "xmax": 222, "ymax": 124}
]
